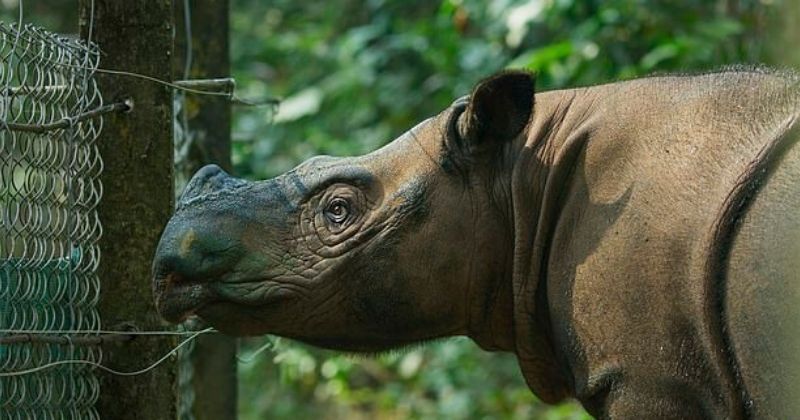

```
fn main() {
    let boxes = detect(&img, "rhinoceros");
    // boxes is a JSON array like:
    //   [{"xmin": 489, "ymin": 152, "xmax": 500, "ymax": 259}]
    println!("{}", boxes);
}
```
[{"xmin": 153, "ymin": 68, "xmax": 800, "ymax": 418}]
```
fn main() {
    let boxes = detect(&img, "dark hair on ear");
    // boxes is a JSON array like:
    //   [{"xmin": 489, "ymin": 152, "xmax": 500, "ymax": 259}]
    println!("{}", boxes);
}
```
[{"xmin": 458, "ymin": 70, "xmax": 536, "ymax": 146}]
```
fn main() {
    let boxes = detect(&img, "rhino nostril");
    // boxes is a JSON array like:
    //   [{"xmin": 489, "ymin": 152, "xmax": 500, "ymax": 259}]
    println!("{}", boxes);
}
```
[
  {"xmin": 164, "ymin": 272, "xmax": 187, "ymax": 289},
  {"xmin": 153, "ymin": 254, "xmax": 179, "ymax": 280},
  {"xmin": 153, "ymin": 229, "xmax": 245, "ymax": 289},
  {"xmin": 152, "ymin": 253, "xmax": 202, "ymax": 290}
]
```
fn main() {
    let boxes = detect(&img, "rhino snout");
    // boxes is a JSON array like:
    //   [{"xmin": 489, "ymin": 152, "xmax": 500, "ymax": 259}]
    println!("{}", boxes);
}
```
[
  {"xmin": 153, "ymin": 215, "xmax": 248, "ymax": 321},
  {"xmin": 153, "ymin": 167, "xmax": 252, "ymax": 322}
]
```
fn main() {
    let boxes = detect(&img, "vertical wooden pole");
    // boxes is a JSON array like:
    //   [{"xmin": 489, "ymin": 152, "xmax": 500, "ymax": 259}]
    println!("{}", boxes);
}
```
[
  {"xmin": 174, "ymin": 0, "xmax": 233, "ymax": 171},
  {"xmin": 79, "ymin": 1, "xmax": 177, "ymax": 419},
  {"xmin": 173, "ymin": 1, "xmax": 238, "ymax": 419}
]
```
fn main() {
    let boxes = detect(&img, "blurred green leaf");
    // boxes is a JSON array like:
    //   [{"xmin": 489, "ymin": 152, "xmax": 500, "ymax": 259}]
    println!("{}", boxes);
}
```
[
  {"xmin": 508, "ymin": 41, "xmax": 573, "ymax": 71},
  {"xmin": 640, "ymin": 42, "xmax": 680, "ymax": 70}
]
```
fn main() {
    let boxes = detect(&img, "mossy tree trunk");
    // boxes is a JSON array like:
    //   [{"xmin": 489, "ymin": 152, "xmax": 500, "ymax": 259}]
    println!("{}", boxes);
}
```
[{"xmin": 79, "ymin": 1, "xmax": 178, "ymax": 419}]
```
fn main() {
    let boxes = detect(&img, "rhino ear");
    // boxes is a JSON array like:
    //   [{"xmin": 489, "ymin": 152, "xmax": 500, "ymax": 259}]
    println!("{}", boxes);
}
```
[{"xmin": 457, "ymin": 70, "xmax": 535, "ymax": 148}]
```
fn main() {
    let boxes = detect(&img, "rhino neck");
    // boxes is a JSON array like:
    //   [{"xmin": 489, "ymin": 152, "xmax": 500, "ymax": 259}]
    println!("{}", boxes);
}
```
[{"xmin": 508, "ymin": 88, "xmax": 599, "ymax": 403}]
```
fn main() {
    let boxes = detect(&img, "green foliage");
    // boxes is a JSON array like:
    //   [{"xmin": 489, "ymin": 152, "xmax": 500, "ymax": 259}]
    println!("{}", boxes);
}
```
[
  {"xmin": 239, "ymin": 337, "xmax": 590, "ymax": 419},
  {"xmin": 230, "ymin": 0, "xmax": 783, "ymax": 418},
  {"xmin": 231, "ymin": 0, "xmax": 778, "ymax": 178}
]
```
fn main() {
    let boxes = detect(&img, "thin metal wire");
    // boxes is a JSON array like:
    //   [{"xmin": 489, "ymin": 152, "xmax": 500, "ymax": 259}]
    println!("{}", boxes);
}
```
[
  {"xmin": 0, "ymin": 333, "xmax": 133, "ymax": 345},
  {"xmin": 235, "ymin": 337, "xmax": 277, "ymax": 364},
  {"xmin": 0, "ymin": 27, "xmax": 273, "ymax": 104},
  {"xmin": 4, "ymin": 101, "xmax": 128, "ymax": 133},
  {"xmin": 0, "ymin": 328, "xmax": 216, "ymax": 336},
  {"xmin": 0, "ymin": 328, "xmax": 213, "ymax": 378},
  {"xmin": 5, "ymin": 48, "xmax": 277, "ymax": 105},
  {"xmin": 0, "ymin": 328, "xmax": 275, "ymax": 374},
  {"xmin": 0, "ymin": 327, "xmax": 222, "ymax": 349},
  {"xmin": 95, "ymin": 67, "xmax": 234, "ymax": 98}
]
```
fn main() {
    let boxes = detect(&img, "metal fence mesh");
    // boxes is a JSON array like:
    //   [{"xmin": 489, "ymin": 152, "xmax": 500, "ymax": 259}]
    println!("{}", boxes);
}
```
[{"xmin": 0, "ymin": 22, "xmax": 103, "ymax": 419}]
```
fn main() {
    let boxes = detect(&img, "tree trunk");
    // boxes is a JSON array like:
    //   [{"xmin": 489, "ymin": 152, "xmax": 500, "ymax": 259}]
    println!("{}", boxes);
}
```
[
  {"xmin": 80, "ymin": 1, "xmax": 178, "ymax": 419},
  {"xmin": 173, "ymin": 1, "xmax": 238, "ymax": 419}
]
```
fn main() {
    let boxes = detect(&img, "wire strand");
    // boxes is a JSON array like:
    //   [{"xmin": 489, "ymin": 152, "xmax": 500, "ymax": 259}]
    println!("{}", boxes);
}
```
[
  {"xmin": 0, "ymin": 328, "xmax": 214, "ymax": 377},
  {"xmin": 3, "ymin": 101, "xmax": 129, "ymax": 132},
  {"xmin": 236, "ymin": 337, "xmax": 277, "ymax": 364},
  {"xmin": 0, "ymin": 328, "xmax": 217, "ymax": 336},
  {"xmin": 95, "ymin": 67, "xmax": 233, "ymax": 98}
]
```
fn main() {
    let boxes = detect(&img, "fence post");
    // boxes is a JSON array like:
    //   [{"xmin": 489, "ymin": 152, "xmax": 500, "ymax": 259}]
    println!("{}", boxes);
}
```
[
  {"xmin": 173, "ymin": 1, "xmax": 238, "ymax": 419},
  {"xmin": 79, "ymin": 1, "xmax": 178, "ymax": 419}
]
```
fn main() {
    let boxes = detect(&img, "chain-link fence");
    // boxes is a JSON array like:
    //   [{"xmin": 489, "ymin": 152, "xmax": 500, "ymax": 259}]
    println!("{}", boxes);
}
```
[{"xmin": 0, "ymin": 22, "xmax": 104, "ymax": 419}]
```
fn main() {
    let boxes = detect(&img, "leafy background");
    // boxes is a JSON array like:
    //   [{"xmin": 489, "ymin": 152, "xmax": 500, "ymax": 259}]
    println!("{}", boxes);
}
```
[{"xmin": 3, "ymin": 0, "xmax": 795, "ymax": 418}]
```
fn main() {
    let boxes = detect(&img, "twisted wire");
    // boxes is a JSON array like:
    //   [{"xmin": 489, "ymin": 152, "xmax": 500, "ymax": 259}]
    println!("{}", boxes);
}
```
[{"xmin": 0, "ymin": 328, "xmax": 214, "ymax": 378}]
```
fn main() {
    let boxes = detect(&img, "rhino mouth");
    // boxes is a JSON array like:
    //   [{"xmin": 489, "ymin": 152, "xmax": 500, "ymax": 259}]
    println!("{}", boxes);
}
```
[
  {"xmin": 153, "ymin": 273, "xmax": 218, "ymax": 323},
  {"xmin": 154, "ymin": 271, "xmax": 304, "ymax": 324},
  {"xmin": 154, "ymin": 278, "xmax": 305, "ymax": 336}
]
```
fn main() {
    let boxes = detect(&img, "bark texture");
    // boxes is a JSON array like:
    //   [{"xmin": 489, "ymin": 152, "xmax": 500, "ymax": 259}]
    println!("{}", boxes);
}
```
[{"xmin": 80, "ymin": 1, "xmax": 178, "ymax": 419}]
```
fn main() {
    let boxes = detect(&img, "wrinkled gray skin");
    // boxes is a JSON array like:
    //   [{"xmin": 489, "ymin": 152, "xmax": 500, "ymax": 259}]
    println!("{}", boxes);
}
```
[{"xmin": 153, "ymin": 69, "xmax": 800, "ymax": 418}]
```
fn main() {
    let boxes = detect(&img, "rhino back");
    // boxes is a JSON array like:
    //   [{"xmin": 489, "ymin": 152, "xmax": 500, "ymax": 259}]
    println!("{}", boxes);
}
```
[
  {"xmin": 724, "ymin": 115, "xmax": 800, "ymax": 418},
  {"xmin": 538, "ymin": 70, "xmax": 799, "ymax": 417}
]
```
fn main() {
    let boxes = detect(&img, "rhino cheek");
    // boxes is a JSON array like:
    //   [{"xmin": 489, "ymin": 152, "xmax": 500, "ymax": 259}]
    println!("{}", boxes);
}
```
[
  {"xmin": 195, "ymin": 291, "xmax": 309, "ymax": 336},
  {"xmin": 339, "ymin": 243, "xmax": 431, "ymax": 338},
  {"xmin": 196, "ymin": 303, "xmax": 269, "ymax": 336},
  {"xmin": 337, "ymin": 180, "xmax": 465, "ymax": 341}
]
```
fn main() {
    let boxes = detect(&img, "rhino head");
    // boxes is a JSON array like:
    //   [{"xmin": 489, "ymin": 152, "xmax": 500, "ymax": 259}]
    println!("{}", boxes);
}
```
[
  {"xmin": 153, "ymin": 71, "xmax": 568, "ymax": 402},
  {"xmin": 153, "ymin": 70, "xmax": 532, "ymax": 347}
]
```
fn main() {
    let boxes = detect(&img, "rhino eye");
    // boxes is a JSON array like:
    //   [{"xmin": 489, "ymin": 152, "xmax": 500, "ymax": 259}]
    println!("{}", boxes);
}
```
[{"xmin": 324, "ymin": 198, "xmax": 350, "ymax": 224}]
